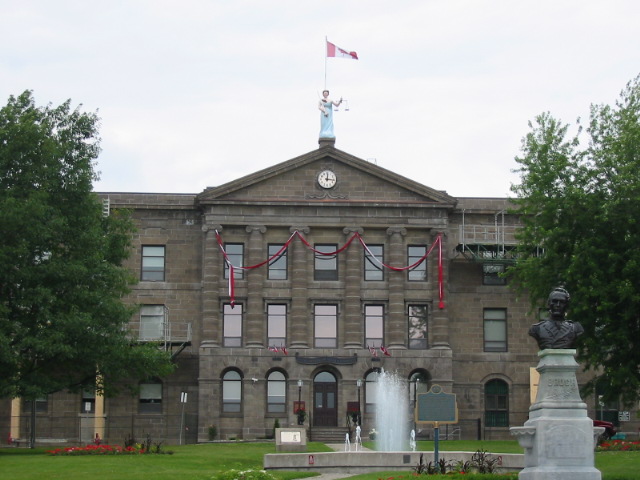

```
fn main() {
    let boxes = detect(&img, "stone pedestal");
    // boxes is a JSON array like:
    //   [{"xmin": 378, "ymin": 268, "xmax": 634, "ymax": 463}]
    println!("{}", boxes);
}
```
[{"xmin": 511, "ymin": 349, "xmax": 603, "ymax": 480}]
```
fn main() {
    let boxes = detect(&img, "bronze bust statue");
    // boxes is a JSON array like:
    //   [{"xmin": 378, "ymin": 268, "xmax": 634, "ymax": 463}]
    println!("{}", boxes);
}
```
[{"xmin": 529, "ymin": 287, "xmax": 584, "ymax": 349}]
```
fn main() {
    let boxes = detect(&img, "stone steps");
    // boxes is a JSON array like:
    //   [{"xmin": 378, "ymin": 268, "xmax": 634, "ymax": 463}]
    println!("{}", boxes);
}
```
[{"xmin": 310, "ymin": 426, "xmax": 350, "ymax": 443}]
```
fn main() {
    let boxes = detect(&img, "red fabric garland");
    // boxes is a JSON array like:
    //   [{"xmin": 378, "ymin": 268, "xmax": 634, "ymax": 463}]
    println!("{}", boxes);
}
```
[{"xmin": 215, "ymin": 230, "xmax": 444, "ymax": 309}]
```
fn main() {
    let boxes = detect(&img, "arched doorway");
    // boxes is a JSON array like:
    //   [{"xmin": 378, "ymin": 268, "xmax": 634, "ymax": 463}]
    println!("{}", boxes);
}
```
[{"xmin": 313, "ymin": 371, "xmax": 337, "ymax": 426}]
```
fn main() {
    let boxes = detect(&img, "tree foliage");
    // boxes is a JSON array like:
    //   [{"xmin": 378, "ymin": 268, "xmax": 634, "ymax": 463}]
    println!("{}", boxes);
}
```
[
  {"xmin": 0, "ymin": 91, "xmax": 174, "ymax": 400},
  {"xmin": 509, "ymin": 75, "xmax": 640, "ymax": 405}
]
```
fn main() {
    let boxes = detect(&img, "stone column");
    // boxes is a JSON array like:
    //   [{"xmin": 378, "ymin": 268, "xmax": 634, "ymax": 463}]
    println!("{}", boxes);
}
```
[
  {"xmin": 245, "ymin": 225, "xmax": 266, "ymax": 348},
  {"xmin": 289, "ymin": 226, "xmax": 310, "ymax": 348},
  {"xmin": 430, "ymin": 231, "xmax": 451, "ymax": 349},
  {"xmin": 386, "ymin": 227, "xmax": 407, "ymax": 349},
  {"xmin": 343, "ymin": 227, "xmax": 364, "ymax": 349},
  {"xmin": 201, "ymin": 224, "xmax": 222, "ymax": 347}
]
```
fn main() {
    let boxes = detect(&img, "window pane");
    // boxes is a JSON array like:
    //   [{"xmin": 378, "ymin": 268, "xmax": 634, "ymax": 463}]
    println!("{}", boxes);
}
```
[
  {"xmin": 484, "ymin": 309, "xmax": 507, "ymax": 352},
  {"xmin": 483, "ymin": 264, "xmax": 506, "ymax": 285},
  {"xmin": 224, "ymin": 304, "xmax": 242, "ymax": 347},
  {"xmin": 364, "ymin": 245, "xmax": 384, "ymax": 281},
  {"xmin": 365, "ymin": 305, "xmax": 384, "ymax": 347},
  {"xmin": 485, "ymin": 380, "xmax": 509, "ymax": 427},
  {"xmin": 267, "ymin": 304, "xmax": 286, "ymax": 346},
  {"xmin": 408, "ymin": 304, "xmax": 428, "ymax": 349},
  {"xmin": 142, "ymin": 246, "xmax": 165, "ymax": 281},
  {"xmin": 408, "ymin": 246, "xmax": 427, "ymax": 281},
  {"xmin": 268, "ymin": 244, "xmax": 287, "ymax": 280},
  {"xmin": 223, "ymin": 370, "xmax": 242, "ymax": 413},
  {"xmin": 140, "ymin": 383, "xmax": 162, "ymax": 399},
  {"xmin": 314, "ymin": 304, "xmax": 337, "ymax": 347},
  {"xmin": 140, "ymin": 305, "xmax": 165, "ymax": 340},
  {"xmin": 314, "ymin": 244, "xmax": 338, "ymax": 280},
  {"xmin": 224, "ymin": 243, "xmax": 244, "ymax": 279},
  {"xmin": 365, "ymin": 371, "xmax": 379, "ymax": 412}
]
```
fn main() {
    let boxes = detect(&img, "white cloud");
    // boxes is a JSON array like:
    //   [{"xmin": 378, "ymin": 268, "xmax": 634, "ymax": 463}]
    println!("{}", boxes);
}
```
[{"xmin": 2, "ymin": 0, "xmax": 639, "ymax": 197}]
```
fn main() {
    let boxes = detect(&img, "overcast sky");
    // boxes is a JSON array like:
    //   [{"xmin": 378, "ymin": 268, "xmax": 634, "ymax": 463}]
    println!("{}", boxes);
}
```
[{"xmin": 2, "ymin": 1, "xmax": 639, "ymax": 197}]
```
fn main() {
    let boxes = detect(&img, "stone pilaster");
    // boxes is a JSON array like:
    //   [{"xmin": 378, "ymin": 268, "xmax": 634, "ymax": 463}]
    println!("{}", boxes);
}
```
[
  {"xmin": 201, "ymin": 225, "xmax": 222, "ymax": 347},
  {"xmin": 343, "ymin": 227, "xmax": 364, "ymax": 349},
  {"xmin": 386, "ymin": 227, "xmax": 407, "ymax": 349},
  {"xmin": 245, "ymin": 225, "xmax": 266, "ymax": 348},
  {"xmin": 289, "ymin": 226, "xmax": 310, "ymax": 348}
]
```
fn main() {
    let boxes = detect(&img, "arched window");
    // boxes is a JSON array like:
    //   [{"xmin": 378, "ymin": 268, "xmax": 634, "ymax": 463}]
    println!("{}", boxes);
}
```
[
  {"xmin": 267, "ymin": 371, "xmax": 286, "ymax": 413},
  {"xmin": 139, "ymin": 379, "xmax": 163, "ymax": 414},
  {"xmin": 364, "ymin": 370, "xmax": 380, "ymax": 413},
  {"xmin": 222, "ymin": 370, "xmax": 242, "ymax": 413},
  {"xmin": 485, "ymin": 379, "xmax": 509, "ymax": 427}
]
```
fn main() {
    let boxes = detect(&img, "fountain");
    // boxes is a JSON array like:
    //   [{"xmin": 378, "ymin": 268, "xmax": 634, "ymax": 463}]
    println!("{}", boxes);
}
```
[{"xmin": 375, "ymin": 369, "xmax": 408, "ymax": 451}]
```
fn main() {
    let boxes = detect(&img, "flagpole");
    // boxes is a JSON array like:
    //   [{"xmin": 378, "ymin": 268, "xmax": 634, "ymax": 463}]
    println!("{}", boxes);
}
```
[{"xmin": 324, "ymin": 36, "xmax": 328, "ymax": 89}]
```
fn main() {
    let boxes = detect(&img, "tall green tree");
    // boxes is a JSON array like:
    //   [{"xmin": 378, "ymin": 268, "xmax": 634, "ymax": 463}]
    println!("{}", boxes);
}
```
[
  {"xmin": 0, "ymin": 91, "xmax": 174, "ymax": 400},
  {"xmin": 510, "ymin": 75, "xmax": 640, "ymax": 405}
]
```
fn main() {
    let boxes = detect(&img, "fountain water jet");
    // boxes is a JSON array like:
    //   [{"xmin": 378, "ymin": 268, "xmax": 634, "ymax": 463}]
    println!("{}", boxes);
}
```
[{"xmin": 374, "ymin": 369, "xmax": 408, "ymax": 451}]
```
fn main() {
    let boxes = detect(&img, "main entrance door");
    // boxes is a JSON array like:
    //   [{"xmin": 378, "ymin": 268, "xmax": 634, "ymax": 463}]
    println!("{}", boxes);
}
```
[{"xmin": 313, "ymin": 371, "xmax": 338, "ymax": 426}]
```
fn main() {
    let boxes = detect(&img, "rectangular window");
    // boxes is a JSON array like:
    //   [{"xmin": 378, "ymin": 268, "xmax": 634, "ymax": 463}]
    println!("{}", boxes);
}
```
[
  {"xmin": 267, "ymin": 304, "xmax": 287, "ymax": 347},
  {"xmin": 141, "ymin": 245, "xmax": 165, "ymax": 281},
  {"xmin": 408, "ymin": 304, "xmax": 428, "ymax": 349},
  {"xmin": 483, "ymin": 264, "xmax": 506, "ymax": 285},
  {"xmin": 484, "ymin": 308, "xmax": 507, "ymax": 352},
  {"xmin": 408, "ymin": 246, "xmax": 427, "ymax": 281},
  {"xmin": 139, "ymin": 382, "xmax": 162, "ymax": 414},
  {"xmin": 81, "ymin": 389, "xmax": 96, "ymax": 414},
  {"xmin": 364, "ymin": 305, "xmax": 384, "ymax": 348},
  {"xmin": 224, "ymin": 243, "xmax": 244, "ymax": 279},
  {"xmin": 267, "ymin": 244, "xmax": 287, "ymax": 280},
  {"xmin": 139, "ymin": 305, "xmax": 165, "ymax": 341},
  {"xmin": 314, "ymin": 244, "xmax": 338, "ymax": 281},
  {"xmin": 223, "ymin": 303, "xmax": 243, "ymax": 347},
  {"xmin": 24, "ymin": 396, "xmax": 48, "ymax": 414},
  {"xmin": 314, "ymin": 304, "xmax": 337, "ymax": 348},
  {"xmin": 364, "ymin": 245, "xmax": 384, "ymax": 281}
]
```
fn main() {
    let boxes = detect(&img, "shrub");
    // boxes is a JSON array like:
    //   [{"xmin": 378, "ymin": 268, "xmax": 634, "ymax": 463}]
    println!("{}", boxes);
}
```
[
  {"xmin": 208, "ymin": 425, "xmax": 218, "ymax": 441},
  {"xmin": 212, "ymin": 470, "xmax": 277, "ymax": 480}
]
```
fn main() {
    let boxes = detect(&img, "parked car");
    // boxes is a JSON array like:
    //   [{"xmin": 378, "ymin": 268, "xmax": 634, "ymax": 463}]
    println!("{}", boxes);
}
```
[{"xmin": 594, "ymin": 419, "xmax": 617, "ymax": 440}]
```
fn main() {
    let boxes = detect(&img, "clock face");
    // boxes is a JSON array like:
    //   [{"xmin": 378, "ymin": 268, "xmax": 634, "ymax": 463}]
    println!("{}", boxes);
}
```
[{"xmin": 317, "ymin": 169, "xmax": 337, "ymax": 189}]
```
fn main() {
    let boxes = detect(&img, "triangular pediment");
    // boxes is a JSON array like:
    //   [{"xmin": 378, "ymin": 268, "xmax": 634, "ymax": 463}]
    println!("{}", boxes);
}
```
[{"xmin": 197, "ymin": 146, "xmax": 457, "ymax": 207}]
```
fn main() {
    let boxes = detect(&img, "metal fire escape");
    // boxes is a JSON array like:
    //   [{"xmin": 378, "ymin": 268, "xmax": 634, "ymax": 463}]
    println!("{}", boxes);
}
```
[
  {"xmin": 135, "ymin": 306, "xmax": 192, "ymax": 361},
  {"xmin": 455, "ymin": 210, "xmax": 519, "ymax": 264}
]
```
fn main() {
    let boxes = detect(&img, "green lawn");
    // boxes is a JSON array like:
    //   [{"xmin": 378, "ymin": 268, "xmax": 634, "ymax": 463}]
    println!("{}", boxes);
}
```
[{"xmin": 0, "ymin": 441, "xmax": 637, "ymax": 480}]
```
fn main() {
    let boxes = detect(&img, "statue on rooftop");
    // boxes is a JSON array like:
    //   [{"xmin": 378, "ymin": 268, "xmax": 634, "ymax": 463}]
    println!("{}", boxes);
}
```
[
  {"xmin": 529, "ymin": 287, "xmax": 584, "ymax": 350},
  {"xmin": 318, "ymin": 89, "xmax": 342, "ymax": 139}
]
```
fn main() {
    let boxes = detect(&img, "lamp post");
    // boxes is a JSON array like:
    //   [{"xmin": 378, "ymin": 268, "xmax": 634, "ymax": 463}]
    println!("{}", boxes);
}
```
[
  {"xmin": 413, "ymin": 378, "xmax": 420, "ymax": 433},
  {"xmin": 357, "ymin": 379, "xmax": 362, "ymax": 425},
  {"xmin": 297, "ymin": 380, "xmax": 304, "ymax": 425}
]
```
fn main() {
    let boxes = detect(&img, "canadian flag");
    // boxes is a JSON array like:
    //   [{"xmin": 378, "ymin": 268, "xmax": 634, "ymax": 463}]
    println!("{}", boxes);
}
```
[
  {"xmin": 281, "ymin": 346, "xmax": 288, "ymax": 356},
  {"xmin": 380, "ymin": 345, "xmax": 391, "ymax": 357},
  {"xmin": 326, "ymin": 40, "xmax": 358, "ymax": 60},
  {"xmin": 268, "ymin": 346, "xmax": 279, "ymax": 353},
  {"xmin": 368, "ymin": 344, "xmax": 378, "ymax": 357}
]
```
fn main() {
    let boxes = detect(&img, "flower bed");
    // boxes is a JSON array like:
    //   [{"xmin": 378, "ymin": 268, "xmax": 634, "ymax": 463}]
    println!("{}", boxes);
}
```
[
  {"xmin": 597, "ymin": 440, "xmax": 640, "ymax": 452},
  {"xmin": 47, "ymin": 444, "xmax": 142, "ymax": 455}
]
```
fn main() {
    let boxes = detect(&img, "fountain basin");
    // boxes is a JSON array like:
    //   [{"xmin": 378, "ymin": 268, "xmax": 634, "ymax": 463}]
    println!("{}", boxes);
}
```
[{"xmin": 264, "ymin": 450, "xmax": 524, "ymax": 473}]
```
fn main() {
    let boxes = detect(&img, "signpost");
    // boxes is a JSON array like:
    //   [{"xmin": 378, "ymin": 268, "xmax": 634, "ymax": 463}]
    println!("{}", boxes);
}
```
[
  {"xmin": 179, "ymin": 392, "xmax": 187, "ymax": 445},
  {"xmin": 415, "ymin": 385, "xmax": 458, "ymax": 465}
]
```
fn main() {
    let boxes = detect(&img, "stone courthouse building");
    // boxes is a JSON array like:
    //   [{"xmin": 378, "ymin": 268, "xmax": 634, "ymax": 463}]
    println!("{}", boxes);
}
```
[{"xmin": 3, "ymin": 139, "xmax": 627, "ymax": 445}]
